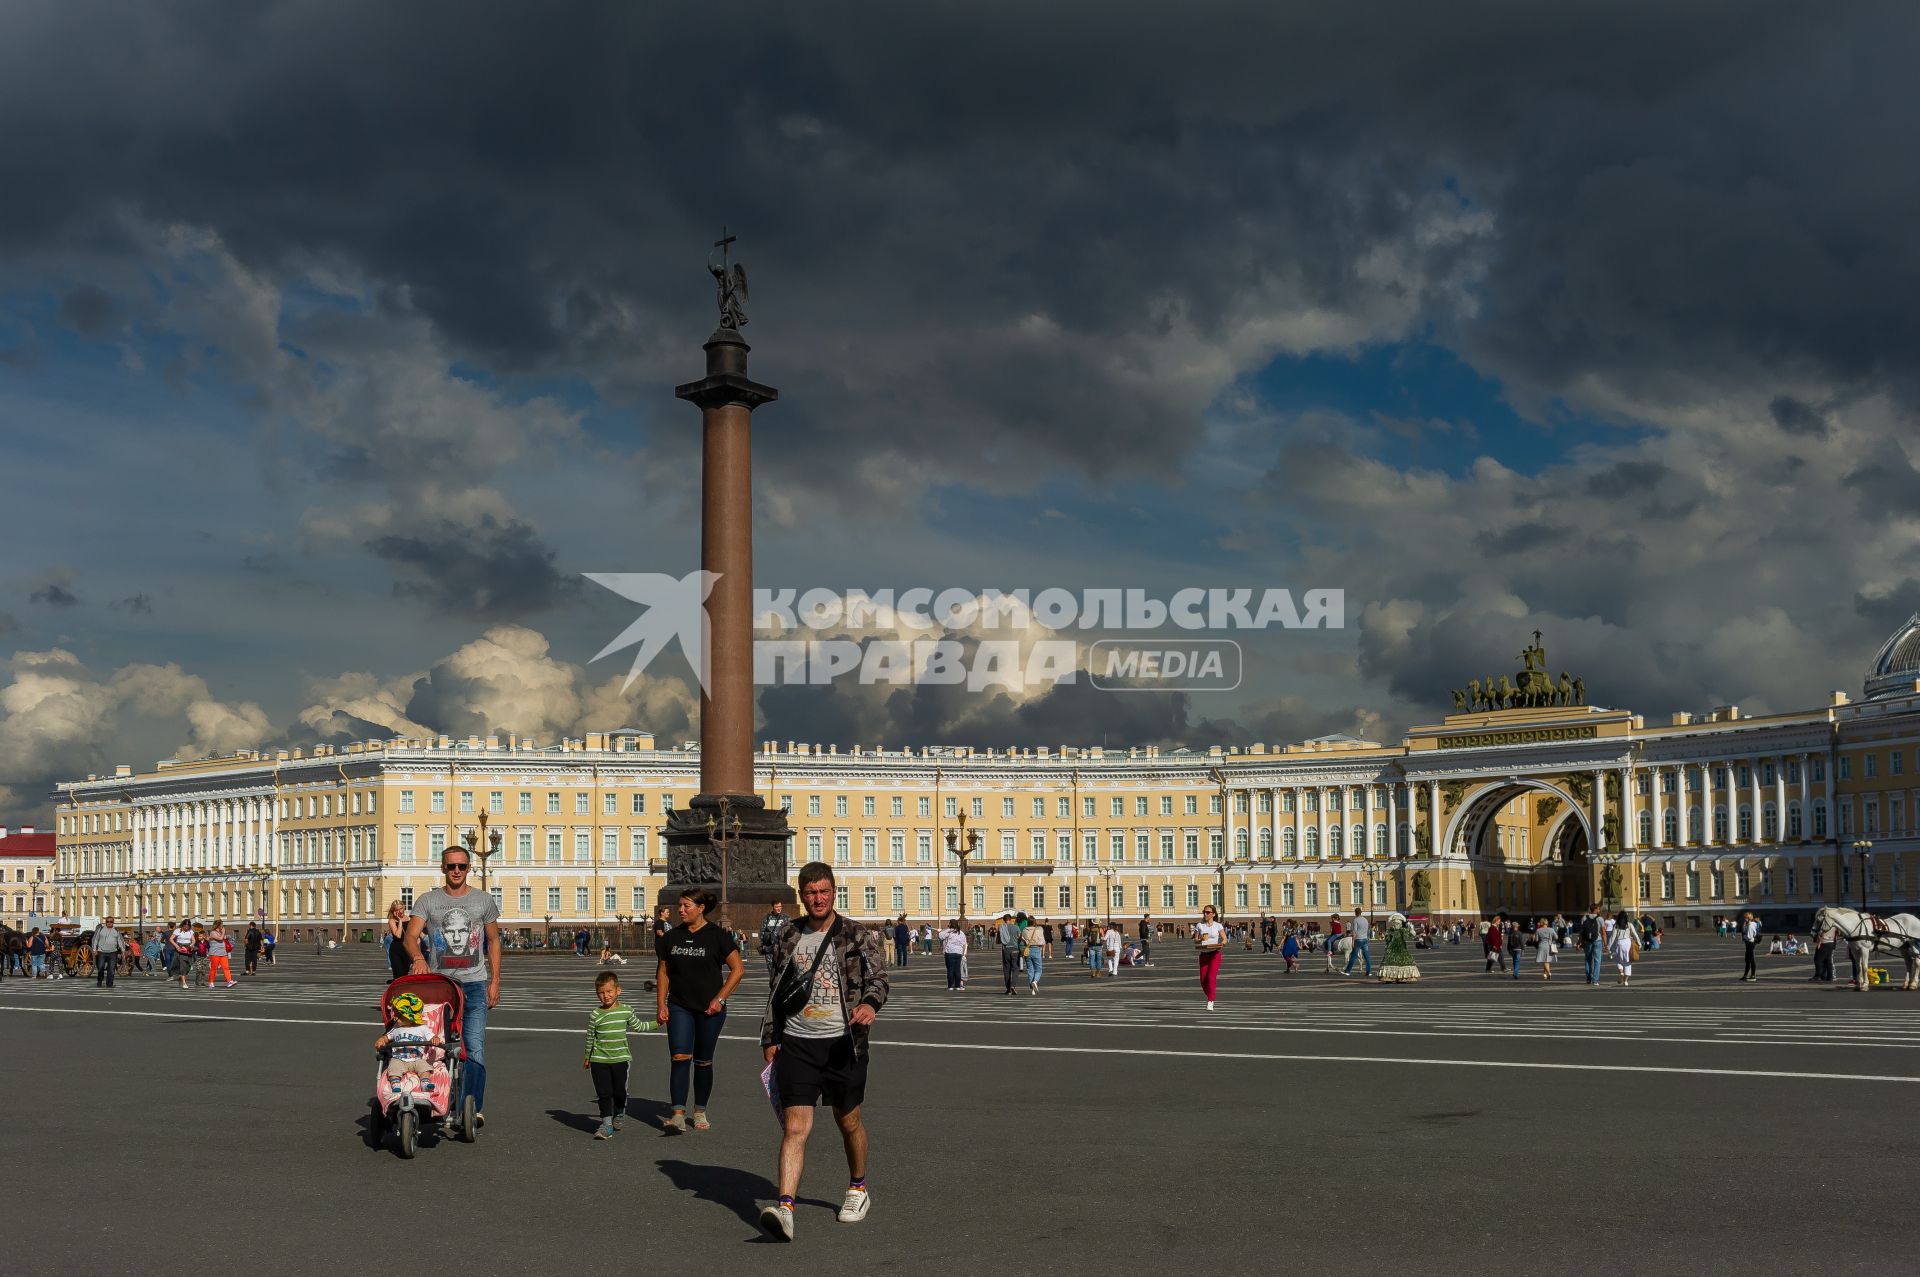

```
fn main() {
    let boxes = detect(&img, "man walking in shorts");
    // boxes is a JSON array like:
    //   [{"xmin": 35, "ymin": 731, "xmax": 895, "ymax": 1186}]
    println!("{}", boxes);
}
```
[{"xmin": 759, "ymin": 861, "xmax": 890, "ymax": 1242}]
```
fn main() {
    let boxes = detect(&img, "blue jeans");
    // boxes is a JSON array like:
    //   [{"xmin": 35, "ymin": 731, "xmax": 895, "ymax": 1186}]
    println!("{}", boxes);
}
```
[
  {"xmin": 31, "ymin": 954, "xmax": 45, "ymax": 976},
  {"xmin": 666, "ymin": 1002, "xmax": 726, "ymax": 1110},
  {"xmin": 1025, "ymin": 951, "xmax": 1044, "ymax": 986},
  {"xmin": 1344, "ymin": 939, "xmax": 1372, "ymax": 975},
  {"xmin": 457, "ymin": 981, "xmax": 489, "ymax": 1111},
  {"xmin": 1065, "ymin": 939, "xmax": 1075, "ymax": 958},
  {"xmin": 1583, "ymin": 943, "xmax": 1602, "ymax": 983}
]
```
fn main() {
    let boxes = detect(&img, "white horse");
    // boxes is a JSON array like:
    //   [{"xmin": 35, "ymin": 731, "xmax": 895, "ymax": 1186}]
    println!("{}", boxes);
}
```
[{"xmin": 1812, "ymin": 906, "xmax": 1920, "ymax": 991}]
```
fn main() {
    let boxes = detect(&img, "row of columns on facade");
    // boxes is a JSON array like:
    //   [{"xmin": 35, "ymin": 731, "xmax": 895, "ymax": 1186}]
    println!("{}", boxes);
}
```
[{"xmin": 1221, "ymin": 754, "xmax": 1821, "ymax": 859}]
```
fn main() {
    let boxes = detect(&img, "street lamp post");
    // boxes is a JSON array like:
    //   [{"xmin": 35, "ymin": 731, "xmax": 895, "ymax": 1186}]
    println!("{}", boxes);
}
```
[
  {"xmin": 462, "ymin": 811, "xmax": 503, "ymax": 898},
  {"xmin": 706, "ymin": 796, "xmax": 744, "ymax": 932},
  {"xmin": 945, "ymin": 811, "xmax": 982, "ymax": 933},
  {"xmin": 1852, "ymin": 839, "xmax": 1874, "ymax": 912},
  {"xmin": 1093, "ymin": 866, "xmax": 1118, "ymax": 926}
]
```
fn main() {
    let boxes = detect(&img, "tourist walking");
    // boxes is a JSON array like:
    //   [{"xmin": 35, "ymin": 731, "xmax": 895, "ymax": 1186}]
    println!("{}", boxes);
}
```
[
  {"xmin": 384, "ymin": 900, "xmax": 410, "ymax": 980},
  {"xmin": 997, "ymin": 913, "xmax": 1024, "ymax": 995},
  {"xmin": 655, "ymin": 887, "xmax": 744, "ymax": 1134},
  {"xmin": 1194, "ymin": 904, "xmax": 1226, "ymax": 1009},
  {"xmin": 261, "ymin": 926, "xmax": 276, "ymax": 965},
  {"xmin": 583, "ymin": 970, "xmax": 660, "ymax": 1139},
  {"xmin": 1613, "ymin": 912, "xmax": 1641, "ymax": 985},
  {"xmin": 1138, "ymin": 915, "xmax": 1156, "ymax": 967},
  {"xmin": 404, "ymin": 845, "xmax": 503, "ymax": 1127},
  {"xmin": 1280, "ymin": 928, "xmax": 1299, "ymax": 973},
  {"xmin": 939, "ymin": 918, "xmax": 967, "ymax": 990},
  {"xmin": 759, "ymin": 861, "xmax": 890, "ymax": 1242},
  {"xmin": 760, "ymin": 901, "xmax": 789, "ymax": 979},
  {"xmin": 1508, "ymin": 919, "xmax": 1525, "ymax": 980},
  {"xmin": 170, "ymin": 919, "xmax": 196, "ymax": 990},
  {"xmin": 1342, "ymin": 907, "xmax": 1373, "ymax": 977},
  {"xmin": 243, "ymin": 922, "xmax": 262, "ymax": 975},
  {"xmin": 90, "ymin": 916, "xmax": 122, "ymax": 987},
  {"xmin": 1740, "ymin": 910, "xmax": 1760, "ymax": 982},
  {"xmin": 205, "ymin": 921, "xmax": 235, "ymax": 987},
  {"xmin": 1484, "ymin": 916, "xmax": 1503, "ymax": 973},
  {"xmin": 1534, "ymin": 918, "xmax": 1557, "ymax": 980},
  {"xmin": 1022, "ymin": 913, "xmax": 1047, "ymax": 995},
  {"xmin": 1102, "ymin": 920, "xmax": 1122, "ymax": 976},
  {"xmin": 1579, "ymin": 905, "xmax": 1604, "ymax": 985},
  {"xmin": 891, "ymin": 915, "xmax": 911, "ymax": 968}
]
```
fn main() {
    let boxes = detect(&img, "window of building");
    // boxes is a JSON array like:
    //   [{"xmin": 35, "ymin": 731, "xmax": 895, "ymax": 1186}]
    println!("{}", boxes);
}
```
[
  {"xmin": 546, "ymin": 792, "xmax": 561, "ymax": 814},
  {"xmin": 547, "ymin": 887, "xmax": 561, "ymax": 912},
  {"xmin": 517, "ymin": 832, "xmax": 533, "ymax": 863},
  {"xmin": 1661, "ymin": 871, "xmax": 1675, "ymax": 900},
  {"xmin": 1839, "ymin": 757, "xmax": 1852, "ymax": 780},
  {"xmin": 1282, "ymin": 882, "xmax": 1296, "ymax": 908},
  {"xmin": 603, "ymin": 830, "xmax": 619, "ymax": 862},
  {"xmin": 917, "ymin": 833, "xmax": 932, "ymax": 863},
  {"xmin": 834, "ymin": 833, "xmax": 850, "ymax": 863},
  {"xmin": 1709, "ymin": 869, "xmax": 1724, "ymax": 897},
  {"xmin": 398, "ymin": 830, "xmax": 415, "ymax": 863},
  {"xmin": 574, "ymin": 832, "xmax": 590, "ymax": 862},
  {"xmin": 546, "ymin": 833, "xmax": 562, "ymax": 863},
  {"xmin": 971, "ymin": 798, "xmax": 983, "ymax": 818},
  {"xmin": 863, "ymin": 833, "xmax": 878, "ymax": 865},
  {"xmin": 893, "ymin": 797, "xmax": 905, "ymax": 817},
  {"xmin": 867, "ymin": 796, "xmax": 879, "ymax": 817},
  {"xmin": 1638, "ymin": 872, "xmax": 1651, "ymax": 901},
  {"xmin": 1686, "ymin": 870, "xmax": 1700, "ymax": 900},
  {"xmin": 1328, "ymin": 881, "xmax": 1342, "ymax": 909},
  {"xmin": 430, "ymin": 791, "xmax": 446, "ymax": 814},
  {"xmin": 631, "ymin": 830, "xmax": 648, "ymax": 862},
  {"xmin": 894, "ymin": 886, "xmax": 906, "ymax": 912},
  {"xmin": 399, "ymin": 791, "xmax": 416, "ymax": 814}
]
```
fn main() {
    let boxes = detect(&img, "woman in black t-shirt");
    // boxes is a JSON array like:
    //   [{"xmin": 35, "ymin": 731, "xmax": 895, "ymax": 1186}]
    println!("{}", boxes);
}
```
[{"xmin": 655, "ymin": 888, "xmax": 744, "ymax": 1133}]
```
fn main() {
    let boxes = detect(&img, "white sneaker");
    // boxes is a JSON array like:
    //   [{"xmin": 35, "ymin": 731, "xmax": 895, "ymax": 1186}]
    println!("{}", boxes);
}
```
[
  {"xmin": 838, "ymin": 1185, "xmax": 871, "ymax": 1223},
  {"xmin": 760, "ymin": 1202, "xmax": 795, "ymax": 1241},
  {"xmin": 1206, "ymin": 1000, "xmax": 1215, "ymax": 1010}
]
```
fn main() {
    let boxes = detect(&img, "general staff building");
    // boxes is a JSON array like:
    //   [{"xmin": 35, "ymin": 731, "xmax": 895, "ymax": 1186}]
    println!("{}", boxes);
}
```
[{"xmin": 48, "ymin": 617, "xmax": 1920, "ymax": 938}]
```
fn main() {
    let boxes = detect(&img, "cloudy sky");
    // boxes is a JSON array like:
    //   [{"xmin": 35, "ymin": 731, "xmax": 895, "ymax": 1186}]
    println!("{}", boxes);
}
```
[{"xmin": 3, "ymin": 1, "xmax": 1918, "ymax": 824}]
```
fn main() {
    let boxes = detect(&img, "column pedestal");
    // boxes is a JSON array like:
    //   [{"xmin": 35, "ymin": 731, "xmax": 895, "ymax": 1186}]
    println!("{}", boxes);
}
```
[{"xmin": 660, "ymin": 793, "xmax": 795, "ymax": 926}]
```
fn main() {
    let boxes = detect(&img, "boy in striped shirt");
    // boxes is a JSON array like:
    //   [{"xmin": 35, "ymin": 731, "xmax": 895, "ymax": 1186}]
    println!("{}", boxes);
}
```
[{"xmin": 585, "ymin": 971, "xmax": 659, "ymax": 1139}]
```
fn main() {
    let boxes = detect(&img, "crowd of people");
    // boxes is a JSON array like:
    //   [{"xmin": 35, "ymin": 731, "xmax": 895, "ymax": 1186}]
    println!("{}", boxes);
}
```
[{"xmin": 1, "ymin": 917, "xmax": 277, "ymax": 985}]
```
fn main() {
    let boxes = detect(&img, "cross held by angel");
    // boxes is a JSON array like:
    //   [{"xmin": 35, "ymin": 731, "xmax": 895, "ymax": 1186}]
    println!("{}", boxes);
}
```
[{"xmin": 709, "ymin": 229, "xmax": 749, "ymax": 329}]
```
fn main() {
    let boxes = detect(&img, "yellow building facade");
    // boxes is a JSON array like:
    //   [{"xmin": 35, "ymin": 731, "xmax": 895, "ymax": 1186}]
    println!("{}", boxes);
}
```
[{"xmin": 50, "ymin": 617, "xmax": 1920, "ymax": 937}]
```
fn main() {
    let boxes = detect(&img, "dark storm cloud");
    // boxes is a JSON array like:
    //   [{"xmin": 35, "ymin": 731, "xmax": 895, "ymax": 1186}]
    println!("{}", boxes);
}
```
[
  {"xmin": 368, "ymin": 515, "xmax": 578, "ymax": 620},
  {"xmin": 109, "ymin": 593, "xmax": 155, "ymax": 615},
  {"xmin": 1842, "ymin": 439, "xmax": 1920, "ymax": 519},
  {"xmin": 0, "ymin": 612, "xmax": 17, "ymax": 637},
  {"xmin": 28, "ymin": 567, "xmax": 78, "ymax": 608},
  {"xmin": 8, "ymin": 0, "xmax": 1910, "ymax": 490},
  {"xmin": 1855, "ymin": 581, "xmax": 1920, "ymax": 633},
  {"xmin": 1768, "ymin": 395, "xmax": 1831, "ymax": 439}
]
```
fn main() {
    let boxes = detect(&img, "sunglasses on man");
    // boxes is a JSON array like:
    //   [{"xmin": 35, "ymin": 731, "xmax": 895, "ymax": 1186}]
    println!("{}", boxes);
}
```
[{"xmin": 441, "ymin": 862, "xmax": 470, "ymax": 874}]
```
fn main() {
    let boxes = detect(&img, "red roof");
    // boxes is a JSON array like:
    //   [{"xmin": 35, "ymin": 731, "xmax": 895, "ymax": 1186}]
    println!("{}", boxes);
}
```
[{"xmin": 0, "ymin": 834, "xmax": 56, "ymax": 857}]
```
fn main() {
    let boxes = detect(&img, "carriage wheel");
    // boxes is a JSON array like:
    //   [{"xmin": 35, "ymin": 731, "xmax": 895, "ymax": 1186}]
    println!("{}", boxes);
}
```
[
  {"xmin": 396, "ymin": 1109, "xmax": 418, "ymax": 1159},
  {"xmin": 459, "ymin": 1095, "xmax": 477, "ymax": 1143}
]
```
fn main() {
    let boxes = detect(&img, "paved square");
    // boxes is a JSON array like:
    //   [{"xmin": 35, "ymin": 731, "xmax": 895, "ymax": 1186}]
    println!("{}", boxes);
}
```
[{"xmin": 3, "ymin": 934, "xmax": 1914, "ymax": 1269}]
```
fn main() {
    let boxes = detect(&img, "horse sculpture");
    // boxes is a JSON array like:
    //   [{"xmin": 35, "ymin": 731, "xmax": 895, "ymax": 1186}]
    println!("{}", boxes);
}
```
[{"xmin": 1812, "ymin": 905, "xmax": 1920, "ymax": 991}]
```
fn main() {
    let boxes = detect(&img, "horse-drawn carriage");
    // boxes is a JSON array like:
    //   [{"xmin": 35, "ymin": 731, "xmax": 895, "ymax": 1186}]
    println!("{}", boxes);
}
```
[
  {"xmin": 47, "ymin": 925, "xmax": 91, "ymax": 978},
  {"xmin": 1815, "ymin": 906, "xmax": 1920, "ymax": 991}
]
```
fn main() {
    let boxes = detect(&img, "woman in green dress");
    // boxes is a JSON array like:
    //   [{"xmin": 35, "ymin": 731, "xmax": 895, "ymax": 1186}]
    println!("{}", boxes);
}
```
[{"xmin": 1376, "ymin": 912, "xmax": 1420, "ymax": 982}]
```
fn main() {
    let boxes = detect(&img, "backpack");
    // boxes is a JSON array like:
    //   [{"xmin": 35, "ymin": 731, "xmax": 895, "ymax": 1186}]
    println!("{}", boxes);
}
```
[{"xmin": 1579, "ymin": 916, "xmax": 1601, "ymax": 944}]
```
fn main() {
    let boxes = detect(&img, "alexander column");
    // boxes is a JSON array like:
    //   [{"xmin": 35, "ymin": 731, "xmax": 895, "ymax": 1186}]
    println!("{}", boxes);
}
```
[{"xmin": 660, "ymin": 233, "xmax": 795, "ymax": 926}]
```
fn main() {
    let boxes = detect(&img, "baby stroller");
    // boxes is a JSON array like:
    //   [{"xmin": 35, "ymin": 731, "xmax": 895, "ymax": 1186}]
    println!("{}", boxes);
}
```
[{"xmin": 368, "ymin": 973, "xmax": 476, "ymax": 1158}]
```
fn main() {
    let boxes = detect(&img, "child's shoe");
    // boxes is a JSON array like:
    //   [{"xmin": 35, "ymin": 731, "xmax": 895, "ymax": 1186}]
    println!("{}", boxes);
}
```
[{"xmin": 594, "ymin": 1120, "xmax": 615, "ymax": 1140}]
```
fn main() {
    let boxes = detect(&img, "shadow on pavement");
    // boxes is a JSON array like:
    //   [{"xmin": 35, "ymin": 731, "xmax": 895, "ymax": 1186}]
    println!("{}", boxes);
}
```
[{"xmin": 655, "ymin": 1158, "xmax": 833, "ymax": 1231}]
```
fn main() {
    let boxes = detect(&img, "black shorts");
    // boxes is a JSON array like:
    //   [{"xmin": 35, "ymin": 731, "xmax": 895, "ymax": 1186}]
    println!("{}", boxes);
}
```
[{"xmin": 775, "ymin": 1033, "xmax": 867, "ymax": 1111}]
